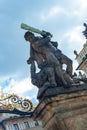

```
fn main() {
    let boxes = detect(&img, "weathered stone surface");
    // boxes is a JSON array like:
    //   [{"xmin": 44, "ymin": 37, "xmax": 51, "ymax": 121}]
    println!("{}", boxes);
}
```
[
  {"xmin": 65, "ymin": 114, "xmax": 87, "ymax": 130},
  {"xmin": 37, "ymin": 83, "xmax": 87, "ymax": 100},
  {"xmin": 33, "ymin": 85, "xmax": 87, "ymax": 130}
]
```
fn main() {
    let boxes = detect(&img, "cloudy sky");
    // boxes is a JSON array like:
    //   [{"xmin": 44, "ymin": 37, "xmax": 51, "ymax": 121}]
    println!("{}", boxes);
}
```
[{"xmin": 0, "ymin": 0, "xmax": 87, "ymax": 105}]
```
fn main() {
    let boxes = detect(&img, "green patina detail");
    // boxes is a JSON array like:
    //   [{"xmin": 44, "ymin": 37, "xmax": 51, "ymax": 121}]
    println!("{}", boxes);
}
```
[{"xmin": 21, "ymin": 23, "xmax": 42, "ymax": 34}]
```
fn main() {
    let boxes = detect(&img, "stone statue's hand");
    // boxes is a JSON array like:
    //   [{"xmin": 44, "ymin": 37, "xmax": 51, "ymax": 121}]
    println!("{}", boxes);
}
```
[
  {"xmin": 27, "ymin": 57, "xmax": 34, "ymax": 64},
  {"xmin": 41, "ymin": 30, "xmax": 53, "ymax": 38}
]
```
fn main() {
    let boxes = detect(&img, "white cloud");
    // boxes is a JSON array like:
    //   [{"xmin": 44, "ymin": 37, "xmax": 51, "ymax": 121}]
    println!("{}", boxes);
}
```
[
  {"xmin": 48, "ymin": 6, "xmax": 64, "ymax": 17},
  {"xmin": 40, "ymin": 1, "xmax": 87, "ymax": 22},
  {"xmin": 70, "ymin": 0, "xmax": 87, "ymax": 18},
  {"xmin": 76, "ymin": 0, "xmax": 87, "ymax": 8},
  {"xmin": 40, "ymin": 6, "xmax": 66, "ymax": 22},
  {"xmin": 65, "ymin": 26, "xmax": 83, "ymax": 42},
  {"xmin": 3, "ymin": 78, "xmax": 34, "ymax": 96},
  {"xmin": 61, "ymin": 26, "xmax": 84, "ymax": 56}
]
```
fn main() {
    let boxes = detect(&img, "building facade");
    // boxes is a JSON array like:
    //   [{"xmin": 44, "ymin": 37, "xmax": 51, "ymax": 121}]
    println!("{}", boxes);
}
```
[
  {"xmin": 0, "ymin": 114, "xmax": 44, "ymax": 130},
  {"xmin": 74, "ymin": 41, "xmax": 87, "ymax": 76}
]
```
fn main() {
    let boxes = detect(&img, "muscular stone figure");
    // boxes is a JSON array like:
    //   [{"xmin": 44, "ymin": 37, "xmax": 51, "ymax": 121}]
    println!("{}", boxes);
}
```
[{"xmin": 24, "ymin": 31, "xmax": 68, "ymax": 86}]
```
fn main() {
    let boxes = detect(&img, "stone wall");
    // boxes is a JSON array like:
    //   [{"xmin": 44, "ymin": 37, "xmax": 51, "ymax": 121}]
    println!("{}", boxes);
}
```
[{"xmin": 33, "ymin": 85, "xmax": 87, "ymax": 130}]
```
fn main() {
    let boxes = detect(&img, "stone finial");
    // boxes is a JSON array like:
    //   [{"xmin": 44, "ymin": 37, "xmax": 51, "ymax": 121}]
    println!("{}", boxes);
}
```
[{"xmin": 74, "ymin": 50, "xmax": 78, "ymax": 57}]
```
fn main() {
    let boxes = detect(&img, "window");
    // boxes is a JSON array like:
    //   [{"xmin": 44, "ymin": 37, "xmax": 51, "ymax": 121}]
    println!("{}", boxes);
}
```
[
  {"xmin": 13, "ymin": 124, "xmax": 19, "ymax": 130},
  {"xmin": 35, "ymin": 121, "xmax": 39, "ymax": 126},
  {"xmin": 24, "ymin": 121, "xmax": 30, "ymax": 129}
]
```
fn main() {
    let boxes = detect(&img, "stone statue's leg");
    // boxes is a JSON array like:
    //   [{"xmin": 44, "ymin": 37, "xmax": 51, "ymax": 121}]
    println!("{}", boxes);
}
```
[
  {"xmin": 63, "ymin": 71, "xmax": 74, "ymax": 85},
  {"xmin": 55, "ymin": 65, "xmax": 68, "ymax": 86},
  {"xmin": 45, "ymin": 67, "xmax": 57, "ymax": 86},
  {"xmin": 45, "ymin": 52, "xmax": 68, "ymax": 86}
]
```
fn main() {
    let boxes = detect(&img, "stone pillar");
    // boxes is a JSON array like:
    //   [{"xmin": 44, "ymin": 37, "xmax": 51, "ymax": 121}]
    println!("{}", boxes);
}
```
[{"xmin": 33, "ymin": 84, "xmax": 87, "ymax": 130}]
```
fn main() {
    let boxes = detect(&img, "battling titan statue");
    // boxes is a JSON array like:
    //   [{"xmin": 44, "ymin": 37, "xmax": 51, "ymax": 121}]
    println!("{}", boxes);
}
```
[{"xmin": 21, "ymin": 23, "xmax": 74, "ymax": 89}]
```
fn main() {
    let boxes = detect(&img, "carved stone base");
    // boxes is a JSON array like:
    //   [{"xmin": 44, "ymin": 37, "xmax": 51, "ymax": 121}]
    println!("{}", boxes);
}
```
[
  {"xmin": 33, "ymin": 84, "xmax": 87, "ymax": 130},
  {"xmin": 37, "ymin": 83, "xmax": 87, "ymax": 100}
]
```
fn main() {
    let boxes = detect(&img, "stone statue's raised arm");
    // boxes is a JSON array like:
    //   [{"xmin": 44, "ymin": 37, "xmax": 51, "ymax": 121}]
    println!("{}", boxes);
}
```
[{"xmin": 21, "ymin": 23, "xmax": 52, "ymax": 37}]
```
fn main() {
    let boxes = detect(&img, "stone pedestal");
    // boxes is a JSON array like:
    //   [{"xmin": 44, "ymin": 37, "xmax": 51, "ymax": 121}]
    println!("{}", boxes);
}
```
[{"xmin": 33, "ymin": 84, "xmax": 87, "ymax": 130}]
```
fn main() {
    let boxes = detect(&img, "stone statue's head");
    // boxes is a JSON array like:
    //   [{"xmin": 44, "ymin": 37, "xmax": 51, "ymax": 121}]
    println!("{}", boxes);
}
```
[
  {"xmin": 83, "ymin": 23, "xmax": 87, "ymax": 27},
  {"xmin": 24, "ymin": 31, "xmax": 34, "ymax": 41}
]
